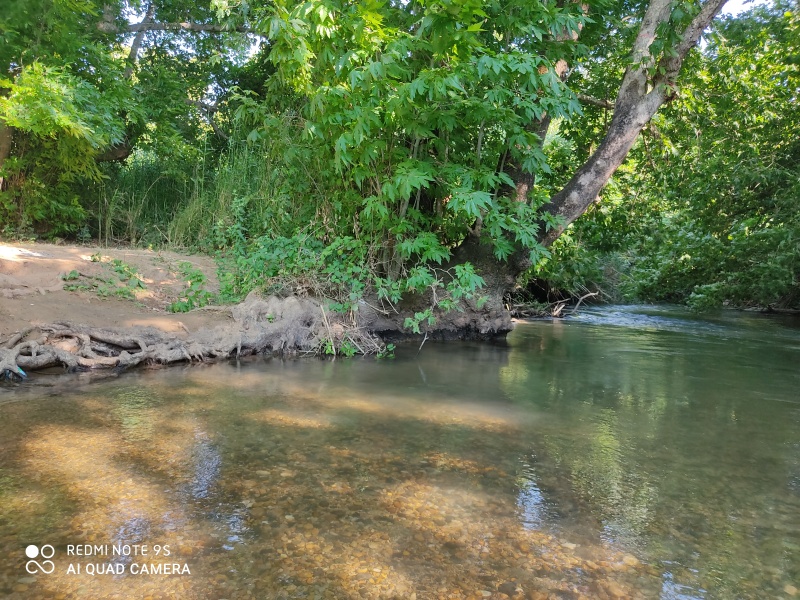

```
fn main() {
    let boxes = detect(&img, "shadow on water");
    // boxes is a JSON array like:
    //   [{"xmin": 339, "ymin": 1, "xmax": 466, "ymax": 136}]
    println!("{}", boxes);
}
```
[{"xmin": 0, "ymin": 305, "xmax": 798, "ymax": 599}]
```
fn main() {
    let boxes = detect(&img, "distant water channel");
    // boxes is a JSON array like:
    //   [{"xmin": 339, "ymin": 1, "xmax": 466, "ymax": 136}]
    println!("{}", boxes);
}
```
[{"xmin": 1, "ymin": 305, "xmax": 798, "ymax": 599}]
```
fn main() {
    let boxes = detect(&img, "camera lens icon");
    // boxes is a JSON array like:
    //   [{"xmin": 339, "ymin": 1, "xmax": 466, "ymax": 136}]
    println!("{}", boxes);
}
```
[{"xmin": 25, "ymin": 545, "xmax": 55, "ymax": 574}]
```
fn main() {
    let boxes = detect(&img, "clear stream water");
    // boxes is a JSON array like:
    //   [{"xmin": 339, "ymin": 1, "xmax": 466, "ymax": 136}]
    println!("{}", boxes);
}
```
[{"xmin": 0, "ymin": 306, "xmax": 798, "ymax": 600}]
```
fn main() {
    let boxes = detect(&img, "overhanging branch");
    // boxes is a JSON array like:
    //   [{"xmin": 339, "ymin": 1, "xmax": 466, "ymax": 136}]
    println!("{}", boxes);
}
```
[
  {"xmin": 124, "ymin": 3, "xmax": 155, "ymax": 79},
  {"xmin": 96, "ymin": 141, "xmax": 133, "ymax": 162},
  {"xmin": 186, "ymin": 99, "xmax": 229, "ymax": 140},
  {"xmin": 659, "ymin": 0, "xmax": 730, "ymax": 80},
  {"xmin": 125, "ymin": 21, "xmax": 255, "ymax": 35},
  {"xmin": 576, "ymin": 93, "xmax": 615, "ymax": 110},
  {"xmin": 536, "ymin": 0, "xmax": 731, "ymax": 249}
]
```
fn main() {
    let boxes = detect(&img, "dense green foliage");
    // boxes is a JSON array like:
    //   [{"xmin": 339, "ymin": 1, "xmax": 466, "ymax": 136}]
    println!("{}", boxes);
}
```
[
  {"xmin": 0, "ymin": 0, "xmax": 125, "ymax": 234},
  {"xmin": 0, "ymin": 0, "xmax": 236, "ymax": 235},
  {"xmin": 1, "ymin": 0, "xmax": 797, "ymax": 311}
]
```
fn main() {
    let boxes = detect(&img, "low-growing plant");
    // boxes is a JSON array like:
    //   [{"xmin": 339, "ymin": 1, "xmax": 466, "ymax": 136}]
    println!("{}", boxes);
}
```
[
  {"xmin": 376, "ymin": 343, "xmax": 396, "ymax": 360},
  {"xmin": 339, "ymin": 339, "xmax": 358, "ymax": 358},
  {"xmin": 61, "ymin": 259, "xmax": 146, "ymax": 300},
  {"xmin": 108, "ymin": 259, "xmax": 146, "ymax": 290},
  {"xmin": 168, "ymin": 262, "xmax": 216, "ymax": 313}
]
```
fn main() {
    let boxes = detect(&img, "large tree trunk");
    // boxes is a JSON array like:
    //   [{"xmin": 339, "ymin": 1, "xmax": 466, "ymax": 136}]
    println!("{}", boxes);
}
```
[
  {"xmin": 538, "ymin": 90, "xmax": 666, "ymax": 247},
  {"xmin": 434, "ymin": 0, "xmax": 730, "ymax": 336},
  {"xmin": 491, "ymin": 0, "xmax": 729, "ymax": 279}
]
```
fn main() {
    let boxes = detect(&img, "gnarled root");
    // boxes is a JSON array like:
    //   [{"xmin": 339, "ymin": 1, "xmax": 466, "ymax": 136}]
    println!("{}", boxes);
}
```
[{"xmin": 1, "ymin": 293, "xmax": 387, "ymax": 380}]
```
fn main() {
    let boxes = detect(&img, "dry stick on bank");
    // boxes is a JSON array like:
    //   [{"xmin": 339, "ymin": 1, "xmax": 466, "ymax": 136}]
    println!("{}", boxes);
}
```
[
  {"xmin": 319, "ymin": 305, "xmax": 336, "ymax": 357},
  {"xmin": 507, "ymin": 290, "xmax": 598, "ymax": 318}
]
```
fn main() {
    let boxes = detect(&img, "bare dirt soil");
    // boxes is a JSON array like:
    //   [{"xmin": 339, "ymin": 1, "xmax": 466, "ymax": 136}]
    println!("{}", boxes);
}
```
[
  {"xmin": 0, "ymin": 241, "xmax": 387, "ymax": 378},
  {"xmin": 0, "ymin": 241, "xmax": 228, "ymax": 341}
]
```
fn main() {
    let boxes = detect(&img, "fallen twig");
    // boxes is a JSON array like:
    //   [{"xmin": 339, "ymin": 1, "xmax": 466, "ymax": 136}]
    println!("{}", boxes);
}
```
[{"xmin": 568, "ymin": 291, "xmax": 599, "ymax": 315}]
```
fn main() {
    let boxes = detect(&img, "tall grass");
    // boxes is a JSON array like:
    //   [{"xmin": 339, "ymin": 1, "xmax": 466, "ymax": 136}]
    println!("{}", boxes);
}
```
[
  {"xmin": 169, "ymin": 137, "xmax": 293, "ymax": 249},
  {"xmin": 93, "ymin": 151, "xmax": 200, "ymax": 246},
  {"xmin": 92, "ymin": 117, "xmax": 342, "ymax": 251}
]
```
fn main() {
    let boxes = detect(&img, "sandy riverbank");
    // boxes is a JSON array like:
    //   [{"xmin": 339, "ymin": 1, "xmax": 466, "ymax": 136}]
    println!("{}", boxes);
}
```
[{"xmin": 0, "ymin": 241, "xmax": 229, "ymax": 342}]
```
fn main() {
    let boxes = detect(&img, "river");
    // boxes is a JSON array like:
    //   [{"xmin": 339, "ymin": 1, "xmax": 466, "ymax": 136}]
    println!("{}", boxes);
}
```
[{"xmin": 1, "ymin": 306, "xmax": 798, "ymax": 599}]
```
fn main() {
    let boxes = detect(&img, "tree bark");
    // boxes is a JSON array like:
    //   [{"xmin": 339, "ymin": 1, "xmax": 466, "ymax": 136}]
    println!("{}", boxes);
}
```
[{"xmin": 537, "ymin": 0, "xmax": 729, "ymax": 247}]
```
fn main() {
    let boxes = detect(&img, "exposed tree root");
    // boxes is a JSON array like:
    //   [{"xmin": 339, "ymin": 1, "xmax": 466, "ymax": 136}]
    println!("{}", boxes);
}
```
[{"xmin": 1, "ymin": 294, "xmax": 387, "ymax": 381}]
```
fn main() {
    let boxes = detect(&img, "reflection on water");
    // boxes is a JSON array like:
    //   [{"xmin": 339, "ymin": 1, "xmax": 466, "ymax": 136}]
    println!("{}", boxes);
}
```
[
  {"xmin": 0, "ymin": 305, "xmax": 797, "ymax": 599},
  {"xmin": 504, "ymin": 306, "xmax": 800, "ymax": 599}
]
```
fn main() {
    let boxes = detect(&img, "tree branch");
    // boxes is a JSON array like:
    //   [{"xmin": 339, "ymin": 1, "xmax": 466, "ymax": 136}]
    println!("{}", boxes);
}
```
[
  {"xmin": 96, "ymin": 141, "xmax": 133, "ymax": 162},
  {"xmin": 186, "ymin": 99, "xmax": 229, "ymax": 140},
  {"xmin": 125, "ymin": 21, "xmax": 254, "ymax": 35},
  {"xmin": 124, "ymin": 3, "xmax": 155, "ymax": 79},
  {"xmin": 617, "ymin": 0, "xmax": 673, "ymax": 108},
  {"xmin": 536, "ymin": 0, "xmax": 730, "ymax": 248},
  {"xmin": 630, "ymin": 0, "xmax": 674, "ymax": 65},
  {"xmin": 660, "ymin": 0, "xmax": 730, "ymax": 80},
  {"xmin": 576, "ymin": 93, "xmax": 615, "ymax": 110}
]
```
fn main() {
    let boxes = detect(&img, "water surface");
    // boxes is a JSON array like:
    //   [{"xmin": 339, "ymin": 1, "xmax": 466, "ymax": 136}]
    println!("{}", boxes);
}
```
[{"xmin": 0, "ymin": 305, "xmax": 798, "ymax": 599}]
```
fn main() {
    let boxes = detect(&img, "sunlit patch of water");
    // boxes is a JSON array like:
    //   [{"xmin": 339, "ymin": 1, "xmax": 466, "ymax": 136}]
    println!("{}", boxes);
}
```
[
  {"xmin": 661, "ymin": 565, "xmax": 707, "ymax": 600},
  {"xmin": 516, "ymin": 455, "xmax": 558, "ymax": 530}
]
